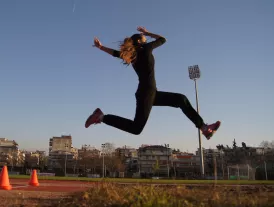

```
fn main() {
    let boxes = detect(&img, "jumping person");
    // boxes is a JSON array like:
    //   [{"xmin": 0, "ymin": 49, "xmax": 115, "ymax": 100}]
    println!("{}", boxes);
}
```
[{"xmin": 85, "ymin": 26, "xmax": 221, "ymax": 140}]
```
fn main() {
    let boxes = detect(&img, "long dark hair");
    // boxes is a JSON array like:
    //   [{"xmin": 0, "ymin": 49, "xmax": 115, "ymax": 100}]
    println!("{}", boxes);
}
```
[{"xmin": 119, "ymin": 34, "xmax": 143, "ymax": 65}]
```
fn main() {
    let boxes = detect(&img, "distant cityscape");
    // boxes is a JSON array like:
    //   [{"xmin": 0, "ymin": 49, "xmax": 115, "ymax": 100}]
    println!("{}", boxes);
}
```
[{"xmin": 1, "ymin": 136, "xmax": 274, "ymax": 180}]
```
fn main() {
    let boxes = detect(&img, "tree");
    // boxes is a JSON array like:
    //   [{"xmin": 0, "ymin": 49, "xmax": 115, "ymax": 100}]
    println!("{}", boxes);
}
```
[
  {"xmin": 259, "ymin": 140, "xmax": 274, "ymax": 148},
  {"xmin": 17, "ymin": 151, "xmax": 26, "ymax": 167},
  {"xmin": 233, "ymin": 139, "xmax": 237, "ymax": 149},
  {"xmin": 104, "ymin": 156, "xmax": 125, "ymax": 173},
  {"xmin": 57, "ymin": 154, "xmax": 68, "ymax": 174},
  {"xmin": 241, "ymin": 142, "xmax": 249, "ymax": 149},
  {"xmin": 216, "ymin": 144, "xmax": 224, "ymax": 150},
  {"xmin": 77, "ymin": 149, "xmax": 99, "ymax": 174},
  {"xmin": 38, "ymin": 153, "xmax": 47, "ymax": 172},
  {"xmin": 7, "ymin": 152, "xmax": 18, "ymax": 170},
  {"xmin": 102, "ymin": 143, "xmax": 115, "ymax": 156}
]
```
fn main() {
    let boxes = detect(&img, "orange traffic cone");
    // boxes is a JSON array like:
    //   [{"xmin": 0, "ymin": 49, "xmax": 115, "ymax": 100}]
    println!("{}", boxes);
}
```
[
  {"xmin": 29, "ymin": 169, "xmax": 39, "ymax": 187},
  {"xmin": 0, "ymin": 166, "xmax": 12, "ymax": 190}
]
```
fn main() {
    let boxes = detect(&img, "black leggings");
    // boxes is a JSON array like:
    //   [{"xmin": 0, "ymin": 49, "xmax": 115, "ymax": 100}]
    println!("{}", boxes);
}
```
[{"xmin": 103, "ymin": 90, "xmax": 205, "ymax": 135}]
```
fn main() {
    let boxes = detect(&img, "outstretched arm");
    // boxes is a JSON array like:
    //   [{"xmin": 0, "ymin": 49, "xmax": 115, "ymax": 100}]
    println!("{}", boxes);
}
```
[
  {"xmin": 137, "ymin": 26, "xmax": 166, "ymax": 49},
  {"xmin": 100, "ymin": 46, "xmax": 120, "ymax": 57},
  {"xmin": 93, "ymin": 37, "xmax": 121, "ymax": 58}
]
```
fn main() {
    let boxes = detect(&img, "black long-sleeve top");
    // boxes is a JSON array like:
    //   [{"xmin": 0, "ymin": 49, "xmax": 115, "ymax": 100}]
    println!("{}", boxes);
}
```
[{"xmin": 113, "ymin": 37, "xmax": 166, "ymax": 91}]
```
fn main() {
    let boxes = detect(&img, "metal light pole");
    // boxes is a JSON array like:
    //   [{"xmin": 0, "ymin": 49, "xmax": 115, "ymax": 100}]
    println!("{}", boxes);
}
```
[
  {"xmin": 221, "ymin": 151, "xmax": 225, "ymax": 179},
  {"xmin": 188, "ymin": 65, "xmax": 204, "ymax": 178},
  {"xmin": 213, "ymin": 153, "xmax": 217, "ymax": 183},
  {"xmin": 164, "ymin": 144, "xmax": 170, "ymax": 178},
  {"xmin": 264, "ymin": 161, "xmax": 268, "ymax": 180},
  {"xmin": 65, "ymin": 152, "xmax": 67, "ymax": 176},
  {"xmin": 101, "ymin": 143, "xmax": 105, "ymax": 178},
  {"xmin": 247, "ymin": 164, "xmax": 249, "ymax": 180},
  {"xmin": 64, "ymin": 144, "xmax": 68, "ymax": 176},
  {"xmin": 237, "ymin": 164, "xmax": 240, "ymax": 179}
]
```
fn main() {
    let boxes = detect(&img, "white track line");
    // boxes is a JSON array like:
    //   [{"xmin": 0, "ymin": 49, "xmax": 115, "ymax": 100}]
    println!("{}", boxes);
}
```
[{"xmin": 11, "ymin": 185, "xmax": 29, "ymax": 189}]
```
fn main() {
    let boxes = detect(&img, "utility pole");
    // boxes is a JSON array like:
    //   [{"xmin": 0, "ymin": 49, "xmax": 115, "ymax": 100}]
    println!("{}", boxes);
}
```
[
  {"xmin": 64, "ymin": 143, "xmax": 69, "ymax": 176},
  {"xmin": 101, "ymin": 143, "xmax": 105, "ymax": 178},
  {"xmin": 164, "ymin": 144, "xmax": 170, "ymax": 178}
]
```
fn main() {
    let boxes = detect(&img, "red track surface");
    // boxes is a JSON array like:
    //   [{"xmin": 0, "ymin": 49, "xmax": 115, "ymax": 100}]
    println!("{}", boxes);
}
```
[{"xmin": 8, "ymin": 178, "xmax": 97, "ymax": 193}]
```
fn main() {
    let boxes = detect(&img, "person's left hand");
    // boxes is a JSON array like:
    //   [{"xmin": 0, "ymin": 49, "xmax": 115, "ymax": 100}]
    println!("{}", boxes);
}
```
[{"xmin": 137, "ymin": 26, "xmax": 149, "ymax": 35}]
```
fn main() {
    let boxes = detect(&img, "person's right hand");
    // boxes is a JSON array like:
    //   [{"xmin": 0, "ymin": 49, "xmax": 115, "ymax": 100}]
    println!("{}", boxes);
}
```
[{"xmin": 93, "ymin": 37, "xmax": 102, "ymax": 49}]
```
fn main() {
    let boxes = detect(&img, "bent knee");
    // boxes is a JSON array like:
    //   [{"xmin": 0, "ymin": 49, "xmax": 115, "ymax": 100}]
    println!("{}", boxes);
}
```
[
  {"xmin": 179, "ymin": 94, "xmax": 188, "ymax": 103},
  {"xmin": 172, "ymin": 93, "xmax": 189, "ymax": 108},
  {"xmin": 131, "ymin": 124, "xmax": 145, "ymax": 135},
  {"xmin": 132, "ymin": 127, "xmax": 143, "ymax": 135},
  {"xmin": 180, "ymin": 94, "xmax": 189, "ymax": 104}
]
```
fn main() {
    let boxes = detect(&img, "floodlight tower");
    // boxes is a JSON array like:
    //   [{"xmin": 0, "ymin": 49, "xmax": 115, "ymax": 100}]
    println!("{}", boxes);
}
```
[{"xmin": 188, "ymin": 65, "xmax": 204, "ymax": 177}]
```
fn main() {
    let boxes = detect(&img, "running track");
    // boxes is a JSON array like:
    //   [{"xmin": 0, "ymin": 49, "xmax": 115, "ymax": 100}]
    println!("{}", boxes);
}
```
[
  {"xmin": 4, "ymin": 179, "xmax": 274, "ymax": 193},
  {"xmin": 7, "ymin": 179, "xmax": 97, "ymax": 193}
]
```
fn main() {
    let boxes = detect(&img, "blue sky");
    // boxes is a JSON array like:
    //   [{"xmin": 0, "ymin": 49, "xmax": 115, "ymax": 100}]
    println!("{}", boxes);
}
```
[{"xmin": 0, "ymin": 0, "xmax": 273, "ymax": 153}]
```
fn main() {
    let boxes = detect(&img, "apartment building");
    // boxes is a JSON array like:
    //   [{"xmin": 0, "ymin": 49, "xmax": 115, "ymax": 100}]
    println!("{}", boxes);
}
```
[
  {"xmin": 115, "ymin": 146, "xmax": 138, "ymax": 162},
  {"xmin": 138, "ymin": 145, "xmax": 172, "ymax": 177},
  {"xmin": 0, "ymin": 138, "xmax": 20, "ymax": 167},
  {"xmin": 172, "ymin": 152, "xmax": 200, "ymax": 177},
  {"xmin": 48, "ymin": 135, "xmax": 74, "ymax": 170},
  {"xmin": 78, "ymin": 145, "xmax": 100, "ymax": 159},
  {"xmin": 49, "ymin": 135, "xmax": 72, "ymax": 152}
]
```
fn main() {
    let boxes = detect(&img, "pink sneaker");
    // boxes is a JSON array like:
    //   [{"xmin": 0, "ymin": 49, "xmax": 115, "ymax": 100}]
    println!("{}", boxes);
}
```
[
  {"xmin": 85, "ymin": 108, "xmax": 104, "ymax": 128},
  {"xmin": 201, "ymin": 121, "xmax": 221, "ymax": 140}
]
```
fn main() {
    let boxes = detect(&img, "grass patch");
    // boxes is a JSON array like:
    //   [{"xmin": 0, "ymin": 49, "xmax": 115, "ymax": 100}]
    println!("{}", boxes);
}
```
[
  {"xmin": 9, "ymin": 175, "xmax": 274, "ymax": 185},
  {"xmin": 53, "ymin": 183, "xmax": 274, "ymax": 207}
]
